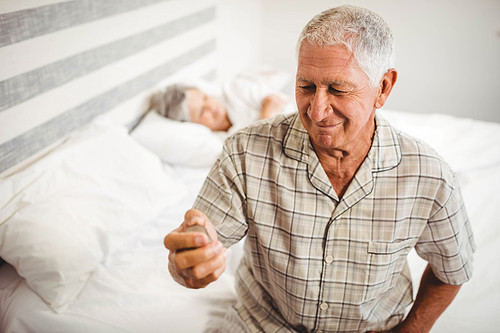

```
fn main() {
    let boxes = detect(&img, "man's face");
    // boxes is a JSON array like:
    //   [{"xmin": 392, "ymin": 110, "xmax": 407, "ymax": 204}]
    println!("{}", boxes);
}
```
[
  {"xmin": 295, "ymin": 42, "xmax": 379, "ymax": 155},
  {"xmin": 187, "ymin": 89, "xmax": 230, "ymax": 131}
]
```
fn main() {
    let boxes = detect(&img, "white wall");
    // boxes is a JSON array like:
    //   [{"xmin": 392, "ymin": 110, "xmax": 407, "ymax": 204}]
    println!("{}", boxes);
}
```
[
  {"xmin": 218, "ymin": 0, "xmax": 500, "ymax": 123},
  {"xmin": 216, "ymin": 0, "xmax": 263, "ymax": 81}
]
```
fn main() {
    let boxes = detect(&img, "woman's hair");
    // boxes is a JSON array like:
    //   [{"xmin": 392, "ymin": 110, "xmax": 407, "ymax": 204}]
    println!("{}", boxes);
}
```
[
  {"xmin": 150, "ymin": 84, "xmax": 193, "ymax": 122},
  {"xmin": 297, "ymin": 5, "xmax": 395, "ymax": 86}
]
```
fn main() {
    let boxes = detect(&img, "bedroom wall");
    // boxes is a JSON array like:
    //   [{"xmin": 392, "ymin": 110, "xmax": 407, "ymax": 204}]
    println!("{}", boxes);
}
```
[
  {"xmin": 216, "ymin": 0, "xmax": 263, "ymax": 81},
  {"xmin": 219, "ymin": 0, "xmax": 500, "ymax": 123}
]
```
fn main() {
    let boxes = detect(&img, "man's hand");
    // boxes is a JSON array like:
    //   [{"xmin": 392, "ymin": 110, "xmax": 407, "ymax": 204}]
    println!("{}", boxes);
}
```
[{"xmin": 164, "ymin": 209, "xmax": 227, "ymax": 289}]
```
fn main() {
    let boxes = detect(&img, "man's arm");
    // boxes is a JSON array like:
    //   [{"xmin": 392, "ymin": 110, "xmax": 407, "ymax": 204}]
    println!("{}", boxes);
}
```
[{"xmin": 396, "ymin": 264, "xmax": 461, "ymax": 332}]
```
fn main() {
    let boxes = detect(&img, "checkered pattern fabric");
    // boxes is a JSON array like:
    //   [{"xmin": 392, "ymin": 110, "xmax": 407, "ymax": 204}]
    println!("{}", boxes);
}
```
[{"xmin": 193, "ymin": 112, "xmax": 475, "ymax": 332}]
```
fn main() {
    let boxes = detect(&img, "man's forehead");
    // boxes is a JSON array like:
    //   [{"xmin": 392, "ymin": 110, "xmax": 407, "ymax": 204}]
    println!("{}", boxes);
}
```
[
  {"xmin": 298, "ymin": 42, "xmax": 352, "ymax": 59},
  {"xmin": 296, "ymin": 69, "xmax": 359, "ymax": 88},
  {"xmin": 296, "ymin": 42, "xmax": 367, "ymax": 85}
]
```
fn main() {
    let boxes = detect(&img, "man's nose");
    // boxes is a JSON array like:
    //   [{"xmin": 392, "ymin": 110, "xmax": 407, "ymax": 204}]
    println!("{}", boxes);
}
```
[{"xmin": 308, "ymin": 90, "xmax": 332, "ymax": 121}]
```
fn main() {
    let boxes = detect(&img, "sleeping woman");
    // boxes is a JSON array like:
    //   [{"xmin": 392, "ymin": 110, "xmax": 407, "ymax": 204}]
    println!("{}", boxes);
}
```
[{"xmin": 149, "ymin": 80, "xmax": 292, "ymax": 134}]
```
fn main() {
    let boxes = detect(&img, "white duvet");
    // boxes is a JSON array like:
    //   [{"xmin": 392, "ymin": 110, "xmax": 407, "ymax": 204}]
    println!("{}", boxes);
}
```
[{"xmin": 0, "ymin": 110, "xmax": 499, "ymax": 332}]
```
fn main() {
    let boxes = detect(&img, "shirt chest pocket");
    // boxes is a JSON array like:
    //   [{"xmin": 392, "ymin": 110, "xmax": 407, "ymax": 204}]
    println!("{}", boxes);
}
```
[{"xmin": 363, "ymin": 238, "xmax": 415, "ymax": 302}]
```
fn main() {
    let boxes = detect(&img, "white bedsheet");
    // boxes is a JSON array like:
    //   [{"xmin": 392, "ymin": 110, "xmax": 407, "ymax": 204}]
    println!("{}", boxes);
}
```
[
  {"xmin": 1, "ymin": 110, "xmax": 499, "ymax": 332},
  {"xmin": 0, "ymin": 166, "xmax": 241, "ymax": 333}
]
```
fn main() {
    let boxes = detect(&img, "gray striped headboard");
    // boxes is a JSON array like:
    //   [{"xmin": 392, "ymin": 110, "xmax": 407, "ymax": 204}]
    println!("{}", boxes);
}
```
[{"xmin": 0, "ymin": 0, "xmax": 217, "ymax": 175}]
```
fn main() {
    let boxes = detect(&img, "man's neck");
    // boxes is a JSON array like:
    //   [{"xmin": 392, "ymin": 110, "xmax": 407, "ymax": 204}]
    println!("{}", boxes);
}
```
[{"xmin": 315, "ymin": 119, "xmax": 376, "ymax": 198}]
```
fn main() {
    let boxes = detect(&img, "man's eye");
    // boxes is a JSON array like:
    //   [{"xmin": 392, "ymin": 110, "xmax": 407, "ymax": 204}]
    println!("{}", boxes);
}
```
[
  {"xmin": 300, "ymin": 85, "xmax": 315, "ymax": 91},
  {"xmin": 329, "ymin": 86, "xmax": 346, "ymax": 94}
]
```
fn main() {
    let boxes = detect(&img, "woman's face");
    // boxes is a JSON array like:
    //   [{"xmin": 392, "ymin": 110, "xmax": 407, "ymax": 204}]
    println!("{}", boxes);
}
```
[{"xmin": 187, "ymin": 89, "xmax": 231, "ymax": 131}]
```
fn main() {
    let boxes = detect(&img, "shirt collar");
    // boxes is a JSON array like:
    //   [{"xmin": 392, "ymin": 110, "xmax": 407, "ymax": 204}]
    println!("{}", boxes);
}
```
[
  {"xmin": 282, "ymin": 111, "xmax": 402, "ymax": 173},
  {"xmin": 368, "ymin": 112, "xmax": 402, "ymax": 172}
]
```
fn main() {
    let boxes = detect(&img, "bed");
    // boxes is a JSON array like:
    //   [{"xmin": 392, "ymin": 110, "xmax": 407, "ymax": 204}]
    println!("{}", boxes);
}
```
[{"xmin": 1, "ymin": 1, "xmax": 500, "ymax": 332}]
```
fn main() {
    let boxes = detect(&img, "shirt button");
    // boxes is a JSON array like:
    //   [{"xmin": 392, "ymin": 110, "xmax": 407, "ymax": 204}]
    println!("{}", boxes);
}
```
[
  {"xmin": 325, "ymin": 255, "xmax": 334, "ymax": 264},
  {"xmin": 320, "ymin": 302, "xmax": 329, "ymax": 311}
]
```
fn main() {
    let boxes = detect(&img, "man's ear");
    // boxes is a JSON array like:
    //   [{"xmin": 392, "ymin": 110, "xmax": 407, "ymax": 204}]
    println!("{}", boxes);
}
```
[{"xmin": 375, "ymin": 69, "xmax": 398, "ymax": 109}]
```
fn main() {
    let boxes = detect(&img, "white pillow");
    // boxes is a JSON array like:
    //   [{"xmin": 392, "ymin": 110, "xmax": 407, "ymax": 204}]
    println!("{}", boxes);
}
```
[
  {"xmin": 0, "ymin": 124, "xmax": 186, "ymax": 312},
  {"xmin": 131, "ymin": 111, "xmax": 224, "ymax": 168}
]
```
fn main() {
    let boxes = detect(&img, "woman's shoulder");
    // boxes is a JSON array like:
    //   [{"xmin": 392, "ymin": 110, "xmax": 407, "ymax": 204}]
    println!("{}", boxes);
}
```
[{"xmin": 223, "ymin": 113, "xmax": 299, "ymax": 153}]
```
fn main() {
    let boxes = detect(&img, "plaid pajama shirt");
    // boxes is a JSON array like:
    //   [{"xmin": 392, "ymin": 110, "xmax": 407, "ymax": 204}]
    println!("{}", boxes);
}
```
[{"xmin": 193, "ymin": 112, "xmax": 475, "ymax": 333}]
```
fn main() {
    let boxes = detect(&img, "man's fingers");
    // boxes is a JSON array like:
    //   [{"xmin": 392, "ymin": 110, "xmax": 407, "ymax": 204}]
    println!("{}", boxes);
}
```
[
  {"xmin": 183, "ymin": 253, "xmax": 228, "ymax": 289},
  {"xmin": 183, "ymin": 209, "xmax": 218, "ymax": 243},
  {"xmin": 164, "ymin": 230, "xmax": 209, "ymax": 251},
  {"xmin": 171, "ymin": 241, "xmax": 224, "ymax": 269},
  {"xmin": 169, "ymin": 247, "xmax": 228, "ymax": 289},
  {"xmin": 191, "ymin": 248, "xmax": 227, "ymax": 279},
  {"xmin": 184, "ymin": 209, "xmax": 208, "ymax": 227}
]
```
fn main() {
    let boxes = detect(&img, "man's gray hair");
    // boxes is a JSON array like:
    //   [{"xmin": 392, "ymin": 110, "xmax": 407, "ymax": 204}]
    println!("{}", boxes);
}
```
[
  {"xmin": 297, "ymin": 5, "xmax": 395, "ymax": 86},
  {"xmin": 150, "ymin": 84, "xmax": 193, "ymax": 122}
]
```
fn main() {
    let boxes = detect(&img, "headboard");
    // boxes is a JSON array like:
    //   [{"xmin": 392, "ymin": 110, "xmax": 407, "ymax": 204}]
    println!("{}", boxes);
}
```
[{"xmin": 0, "ymin": 0, "xmax": 217, "ymax": 176}]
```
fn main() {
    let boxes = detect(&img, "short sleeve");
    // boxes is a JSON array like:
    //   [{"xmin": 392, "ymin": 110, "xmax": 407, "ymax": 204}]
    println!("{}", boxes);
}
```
[
  {"xmin": 192, "ymin": 138, "xmax": 249, "ymax": 247},
  {"xmin": 415, "ymin": 176, "xmax": 476, "ymax": 285}
]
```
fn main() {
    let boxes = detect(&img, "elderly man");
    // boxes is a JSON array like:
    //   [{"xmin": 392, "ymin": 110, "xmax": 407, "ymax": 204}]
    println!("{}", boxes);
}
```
[{"xmin": 164, "ymin": 5, "xmax": 475, "ymax": 332}]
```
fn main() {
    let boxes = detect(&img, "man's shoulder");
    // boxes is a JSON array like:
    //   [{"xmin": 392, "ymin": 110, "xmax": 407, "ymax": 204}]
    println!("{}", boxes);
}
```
[
  {"xmin": 375, "ymin": 113, "xmax": 455, "ymax": 183},
  {"xmin": 376, "ymin": 114, "xmax": 447, "ymax": 162},
  {"xmin": 396, "ymin": 128, "xmax": 446, "ymax": 161},
  {"xmin": 393, "ymin": 125, "xmax": 456, "ymax": 182}
]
